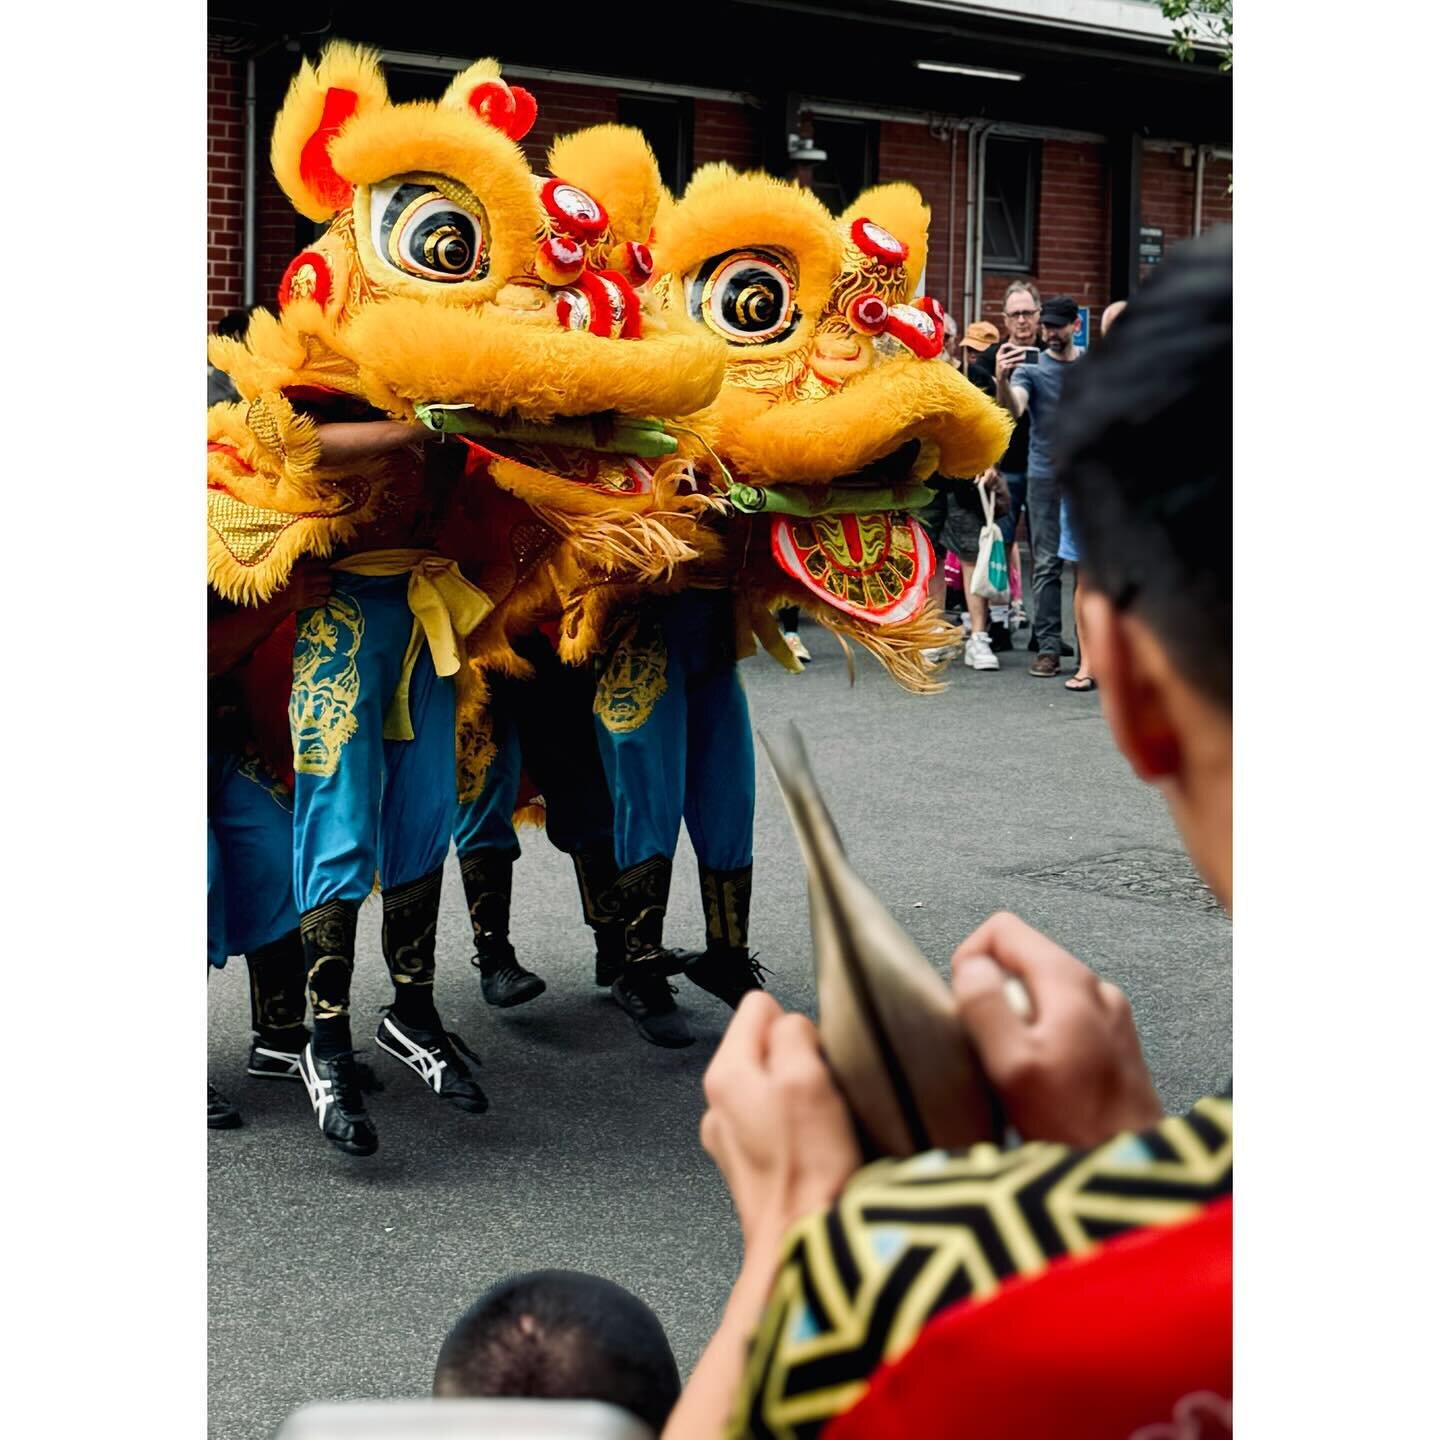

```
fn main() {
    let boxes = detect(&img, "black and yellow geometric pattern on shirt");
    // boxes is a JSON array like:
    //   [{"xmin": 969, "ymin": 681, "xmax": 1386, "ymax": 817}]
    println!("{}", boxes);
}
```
[{"xmin": 728, "ymin": 1095, "xmax": 1233, "ymax": 1440}]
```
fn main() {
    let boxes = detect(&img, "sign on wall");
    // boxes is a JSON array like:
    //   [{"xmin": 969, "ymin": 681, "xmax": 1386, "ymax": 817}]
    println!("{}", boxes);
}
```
[
  {"xmin": 1073, "ymin": 306, "xmax": 1091, "ymax": 351},
  {"xmin": 1139, "ymin": 225, "xmax": 1165, "ymax": 267}
]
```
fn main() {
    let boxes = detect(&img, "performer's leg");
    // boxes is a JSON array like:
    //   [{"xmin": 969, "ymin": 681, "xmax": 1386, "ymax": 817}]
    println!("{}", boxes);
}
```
[
  {"xmin": 456, "ymin": 674, "xmax": 544, "ymax": 1008},
  {"xmin": 290, "ymin": 576, "xmax": 409, "ymax": 1157},
  {"xmin": 593, "ymin": 606, "xmax": 693, "ymax": 1047},
  {"xmin": 244, "ymin": 930, "xmax": 308, "ymax": 1078},
  {"xmin": 374, "ymin": 662, "xmax": 487, "ymax": 1114},
  {"xmin": 678, "ymin": 651, "xmax": 765, "ymax": 1009}
]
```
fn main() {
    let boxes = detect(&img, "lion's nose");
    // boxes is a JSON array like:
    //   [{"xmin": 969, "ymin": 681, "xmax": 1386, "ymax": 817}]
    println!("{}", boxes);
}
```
[{"xmin": 554, "ymin": 269, "xmax": 643, "ymax": 340}]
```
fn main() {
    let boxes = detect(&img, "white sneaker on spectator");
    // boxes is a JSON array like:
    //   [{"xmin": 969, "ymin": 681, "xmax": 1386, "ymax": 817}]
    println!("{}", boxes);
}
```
[
  {"xmin": 921, "ymin": 643, "xmax": 958, "ymax": 664},
  {"xmin": 964, "ymin": 633, "xmax": 1000, "ymax": 671}
]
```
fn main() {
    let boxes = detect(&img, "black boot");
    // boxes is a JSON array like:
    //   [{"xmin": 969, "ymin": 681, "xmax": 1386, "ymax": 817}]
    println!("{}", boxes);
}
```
[
  {"xmin": 459, "ymin": 848, "xmax": 546, "ymax": 1008},
  {"xmin": 379, "ymin": 868, "xmax": 489, "ymax": 1112},
  {"xmin": 245, "ymin": 929, "xmax": 309, "ymax": 1080},
  {"xmin": 685, "ymin": 864, "xmax": 767, "ymax": 1009},
  {"xmin": 299, "ymin": 899, "xmax": 377, "ymax": 1156},
  {"xmin": 571, "ymin": 845, "xmax": 627, "ymax": 988},
  {"xmin": 610, "ymin": 856, "xmax": 693, "ymax": 1048}
]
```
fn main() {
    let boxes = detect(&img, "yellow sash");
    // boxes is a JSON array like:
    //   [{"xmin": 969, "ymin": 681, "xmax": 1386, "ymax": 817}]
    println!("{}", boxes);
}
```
[{"xmin": 332, "ymin": 549, "xmax": 494, "ymax": 740}]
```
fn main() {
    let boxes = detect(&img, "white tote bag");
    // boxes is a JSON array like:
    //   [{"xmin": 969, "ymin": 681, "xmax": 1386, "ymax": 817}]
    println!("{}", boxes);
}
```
[{"xmin": 970, "ymin": 478, "xmax": 1010, "ymax": 602}]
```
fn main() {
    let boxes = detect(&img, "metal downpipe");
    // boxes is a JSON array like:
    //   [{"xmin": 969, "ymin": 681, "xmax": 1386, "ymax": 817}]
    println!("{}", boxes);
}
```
[{"xmin": 243, "ymin": 56, "xmax": 257, "ymax": 307}]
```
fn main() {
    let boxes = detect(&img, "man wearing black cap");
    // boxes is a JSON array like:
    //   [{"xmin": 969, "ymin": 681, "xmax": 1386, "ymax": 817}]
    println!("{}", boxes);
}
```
[{"xmin": 995, "ymin": 294, "xmax": 1083, "ymax": 677}]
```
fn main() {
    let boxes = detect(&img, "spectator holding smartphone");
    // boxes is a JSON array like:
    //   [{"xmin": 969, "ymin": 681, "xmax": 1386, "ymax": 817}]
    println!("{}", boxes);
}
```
[
  {"xmin": 972, "ymin": 282, "xmax": 1042, "ymax": 632},
  {"xmin": 995, "ymin": 294, "xmax": 1084, "ymax": 677}
]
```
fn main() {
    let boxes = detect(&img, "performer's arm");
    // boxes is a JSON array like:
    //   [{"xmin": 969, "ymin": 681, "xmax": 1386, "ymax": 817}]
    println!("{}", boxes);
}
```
[
  {"xmin": 314, "ymin": 420, "xmax": 435, "ymax": 467},
  {"xmin": 207, "ymin": 561, "xmax": 333, "ymax": 678}
]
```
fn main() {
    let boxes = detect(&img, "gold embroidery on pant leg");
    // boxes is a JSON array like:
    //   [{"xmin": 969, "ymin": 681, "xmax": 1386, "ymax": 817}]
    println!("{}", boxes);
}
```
[
  {"xmin": 455, "ymin": 666, "xmax": 497, "ymax": 805},
  {"xmin": 290, "ymin": 593, "xmax": 365, "ymax": 777},
  {"xmin": 301, "ymin": 900, "xmax": 356, "ymax": 1020},
  {"xmin": 594, "ymin": 616, "xmax": 668, "ymax": 734}
]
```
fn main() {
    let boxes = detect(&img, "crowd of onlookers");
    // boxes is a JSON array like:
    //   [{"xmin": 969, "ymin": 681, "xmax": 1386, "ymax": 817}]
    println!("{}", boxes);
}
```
[
  {"xmin": 268, "ymin": 228, "xmax": 1233, "ymax": 1439},
  {"xmin": 918, "ymin": 277, "xmax": 1132, "ymax": 690}
]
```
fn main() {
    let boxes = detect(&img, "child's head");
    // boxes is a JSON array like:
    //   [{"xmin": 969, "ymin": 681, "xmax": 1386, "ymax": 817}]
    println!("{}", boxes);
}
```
[{"xmin": 433, "ymin": 1270, "xmax": 681, "ymax": 1432}]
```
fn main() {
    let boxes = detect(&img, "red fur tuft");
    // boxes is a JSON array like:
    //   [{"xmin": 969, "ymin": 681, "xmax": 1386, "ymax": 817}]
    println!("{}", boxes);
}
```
[{"xmin": 298, "ymin": 87, "xmax": 358, "ymax": 212}]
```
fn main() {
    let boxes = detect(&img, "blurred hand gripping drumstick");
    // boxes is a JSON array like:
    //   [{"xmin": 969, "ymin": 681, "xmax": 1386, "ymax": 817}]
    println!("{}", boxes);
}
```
[{"xmin": 761, "ymin": 723, "xmax": 1030, "ymax": 1157}]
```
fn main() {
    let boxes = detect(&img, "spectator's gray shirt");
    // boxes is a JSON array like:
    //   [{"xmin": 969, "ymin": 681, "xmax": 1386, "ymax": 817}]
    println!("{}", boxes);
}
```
[{"xmin": 1012, "ymin": 352, "xmax": 1078, "ymax": 478}]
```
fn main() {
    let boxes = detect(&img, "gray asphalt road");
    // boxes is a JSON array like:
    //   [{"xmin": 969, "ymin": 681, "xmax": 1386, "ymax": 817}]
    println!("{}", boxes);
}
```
[{"xmin": 208, "ymin": 607, "xmax": 1232, "ymax": 1439}]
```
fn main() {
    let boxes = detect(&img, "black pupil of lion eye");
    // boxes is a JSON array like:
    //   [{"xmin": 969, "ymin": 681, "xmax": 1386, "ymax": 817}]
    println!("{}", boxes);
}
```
[
  {"xmin": 422, "ymin": 224, "xmax": 470, "ymax": 271},
  {"xmin": 723, "ymin": 270, "xmax": 782, "ymax": 330}
]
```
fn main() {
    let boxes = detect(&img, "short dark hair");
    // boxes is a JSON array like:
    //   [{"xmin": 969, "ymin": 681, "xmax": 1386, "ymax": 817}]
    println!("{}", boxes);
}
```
[
  {"xmin": 1057, "ymin": 227, "xmax": 1232, "ymax": 708},
  {"xmin": 432, "ymin": 1270, "xmax": 681, "ymax": 1431}
]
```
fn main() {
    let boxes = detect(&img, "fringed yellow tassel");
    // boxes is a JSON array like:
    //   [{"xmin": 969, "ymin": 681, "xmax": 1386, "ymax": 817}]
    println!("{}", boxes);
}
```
[{"xmin": 811, "ymin": 600, "xmax": 962, "ymax": 695}]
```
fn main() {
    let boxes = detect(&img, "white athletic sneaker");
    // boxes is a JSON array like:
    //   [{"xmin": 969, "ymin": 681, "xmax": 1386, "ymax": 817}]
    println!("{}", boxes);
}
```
[
  {"xmin": 783, "ymin": 631, "xmax": 812, "ymax": 664},
  {"xmin": 964, "ymin": 633, "xmax": 1000, "ymax": 671}
]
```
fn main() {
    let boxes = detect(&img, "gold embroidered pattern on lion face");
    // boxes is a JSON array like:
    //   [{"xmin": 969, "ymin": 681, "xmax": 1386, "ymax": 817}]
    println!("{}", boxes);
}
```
[
  {"xmin": 653, "ymin": 168, "xmax": 1013, "ymax": 670},
  {"xmin": 206, "ymin": 43, "xmax": 729, "ymax": 621}
]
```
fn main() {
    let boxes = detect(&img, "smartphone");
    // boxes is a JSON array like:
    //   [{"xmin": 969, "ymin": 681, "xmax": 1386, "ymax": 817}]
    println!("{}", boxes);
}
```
[{"xmin": 1019, "ymin": 346, "xmax": 1042, "ymax": 367}]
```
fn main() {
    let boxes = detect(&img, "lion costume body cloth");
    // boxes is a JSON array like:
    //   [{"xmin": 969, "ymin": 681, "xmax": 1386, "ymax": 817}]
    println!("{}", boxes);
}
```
[{"xmin": 205, "ymin": 44, "xmax": 730, "ymax": 1043}]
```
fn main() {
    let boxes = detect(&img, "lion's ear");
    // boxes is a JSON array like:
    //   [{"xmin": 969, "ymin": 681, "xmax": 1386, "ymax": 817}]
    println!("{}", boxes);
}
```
[
  {"xmin": 843, "ymin": 184, "xmax": 931, "ymax": 302},
  {"xmin": 439, "ymin": 59, "xmax": 537, "ymax": 143},
  {"xmin": 548, "ymin": 126, "xmax": 663, "ymax": 244},
  {"xmin": 271, "ymin": 42, "xmax": 390, "ymax": 221}
]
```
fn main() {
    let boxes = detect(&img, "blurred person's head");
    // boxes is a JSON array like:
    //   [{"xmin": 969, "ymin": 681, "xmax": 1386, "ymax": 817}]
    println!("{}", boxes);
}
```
[
  {"xmin": 1001, "ymin": 281, "xmax": 1040, "ymax": 344},
  {"xmin": 1039, "ymin": 295, "xmax": 1080, "ymax": 355},
  {"xmin": 959, "ymin": 320, "xmax": 1000, "ymax": 375},
  {"xmin": 1057, "ymin": 229, "xmax": 1231, "ymax": 908},
  {"xmin": 433, "ymin": 1270, "xmax": 680, "ymax": 1432},
  {"xmin": 1099, "ymin": 299, "xmax": 1128, "ymax": 337},
  {"xmin": 941, "ymin": 310, "xmax": 961, "ymax": 364}
]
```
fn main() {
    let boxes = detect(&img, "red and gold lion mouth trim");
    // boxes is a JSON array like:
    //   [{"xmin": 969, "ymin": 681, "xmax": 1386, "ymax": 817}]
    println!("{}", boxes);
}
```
[{"xmin": 771, "ymin": 512, "xmax": 935, "ymax": 626}]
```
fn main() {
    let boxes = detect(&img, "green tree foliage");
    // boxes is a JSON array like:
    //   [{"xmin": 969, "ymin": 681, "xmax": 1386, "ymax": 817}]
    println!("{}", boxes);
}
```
[{"xmin": 1157, "ymin": 0, "xmax": 1233, "ymax": 71}]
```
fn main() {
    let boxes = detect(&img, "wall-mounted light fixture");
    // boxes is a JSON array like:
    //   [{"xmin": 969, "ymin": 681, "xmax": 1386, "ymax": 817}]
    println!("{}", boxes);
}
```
[{"xmin": 915, "ymin": 60, "xmax": 1025, "ymax": 82}]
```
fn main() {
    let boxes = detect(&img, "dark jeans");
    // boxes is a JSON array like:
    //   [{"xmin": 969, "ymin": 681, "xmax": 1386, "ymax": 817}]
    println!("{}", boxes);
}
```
[{"xmin": 1027, "ymin": 470, "xmax": 1063, "ymax": 655}]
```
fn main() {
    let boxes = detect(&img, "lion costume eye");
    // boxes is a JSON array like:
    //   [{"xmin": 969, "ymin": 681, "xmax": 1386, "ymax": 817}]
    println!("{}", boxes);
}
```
[
  {"xmin": 687, "ymin": 249, "xmax": 798, "ymax": 345},
  {"xmin": 370, "ymin": 179, "xmax": 490, "ymax": 283}
]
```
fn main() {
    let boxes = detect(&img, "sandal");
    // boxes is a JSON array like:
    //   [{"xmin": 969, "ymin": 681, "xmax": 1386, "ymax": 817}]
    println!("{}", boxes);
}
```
[{"xmin": 1065, "ymin": 674, "xmax": 1097, "ymax": 692}]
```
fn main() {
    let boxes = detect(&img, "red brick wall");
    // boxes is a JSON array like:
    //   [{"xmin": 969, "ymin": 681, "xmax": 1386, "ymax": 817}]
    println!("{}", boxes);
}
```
[
  {"xmin": 1032, "ymin": 141, "xmax": 1109, "ymax": 312},
  {"xmin": 519, "ymin": 80, "xmax": 618, "ymax": 168},
  {"xmin": 980, "ymin": 140, "xmax": 1110, "ymax": 325},
  {"xmin": 876, "ymin": 122, "xmax": 966, "ymax": 314},
  {"xmin": 1138, "ymin": 144, "xmax": 1231, "ymax": 282},
  {"xmin": 207, "ymin": 51, "xmax": 244, "ymax": 328},
  {"xmin": 1200, "ymin": 150, "xmax": 1232, "ymax": 230},
  {"xmin": 693, "ymin": 98, "xmax": 762, "ymax": 171}
]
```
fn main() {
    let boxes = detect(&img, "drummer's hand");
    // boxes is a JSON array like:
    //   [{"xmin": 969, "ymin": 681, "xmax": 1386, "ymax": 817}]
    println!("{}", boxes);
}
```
[
  {"xmin": 700, "ymin": 993, "xmax": 862, "ymax": 1264},
  {"xmin": 952, "ymin": 912, "xmax": 1163, "ymax": 1147}
]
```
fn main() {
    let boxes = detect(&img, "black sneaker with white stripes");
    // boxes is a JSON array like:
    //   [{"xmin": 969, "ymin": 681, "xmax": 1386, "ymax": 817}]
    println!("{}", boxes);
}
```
[
  {"xmin": 299, "ymin": 1045, "xmax": 379, "ymax": 1157},
  {"xmin": 375, "ymin": 1012, "xmax": 489, "ymax": 1113},
  {"xmin": 246, "ymin": 1039, "xmax": 305, "ymax": 1081}
]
